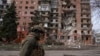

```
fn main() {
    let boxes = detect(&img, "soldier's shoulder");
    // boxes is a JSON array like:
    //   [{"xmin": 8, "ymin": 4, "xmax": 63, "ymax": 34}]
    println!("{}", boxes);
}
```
[
  {"xmin": 26, "ymin": 36, "xmax": 35, "ymax": 42},
  {"xmin": 21, "ymin": 35, "xmax": 35, "ymax": 43}
]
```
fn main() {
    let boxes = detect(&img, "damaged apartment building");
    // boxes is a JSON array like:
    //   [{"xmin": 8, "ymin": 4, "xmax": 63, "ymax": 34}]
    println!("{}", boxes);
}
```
[
  {"xmin": 15, "ymin": 0, "xmax": 92, "ymax": 45},
  {"xmin": 0, "ymin": 0, "xmax": 11, "ymax": 25},
  {"xmin": 0, "ymin": 0, "xmax": 12, "ymax": 30}
]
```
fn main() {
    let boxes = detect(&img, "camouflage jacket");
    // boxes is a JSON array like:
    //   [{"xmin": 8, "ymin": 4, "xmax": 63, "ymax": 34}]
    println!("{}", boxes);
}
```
[{"xmin": 19, "ymin": 35, "xmax": 45, "ymax": 56}]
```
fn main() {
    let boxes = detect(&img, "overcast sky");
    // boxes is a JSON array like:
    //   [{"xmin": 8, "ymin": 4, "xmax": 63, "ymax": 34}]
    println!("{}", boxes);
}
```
[
  {"xmin": 0, "ymin": 0, "xmax": 2, "ymax": 4},
  {"xmin": 90, "ymin": 0, "xmax": 100, "ymax": 33}
]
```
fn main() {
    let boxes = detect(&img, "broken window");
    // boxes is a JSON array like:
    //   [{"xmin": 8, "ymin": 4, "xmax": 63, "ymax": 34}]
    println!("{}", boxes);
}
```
[{"xmin": 74, "ymin": 36, "xmax": 77, "ymax": 40}]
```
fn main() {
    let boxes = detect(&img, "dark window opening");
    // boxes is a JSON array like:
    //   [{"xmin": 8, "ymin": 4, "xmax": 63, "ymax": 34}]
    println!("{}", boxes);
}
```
[
  {"xmin": 26, "ymin": 1, "xmax": 29, "ymax": 4},
  {"xmin": 54, "ymin": 35, "xmax": 57, "ymax": 39},
  {"xmin": 67, "ymin": 6, "xmax": 70, "ymax": 8},
  {"xmin": 74, "ymin": 36, "xmax": 77, "ymax": 40},
  {"xmin": 31, "ymin": 1, "xmax": 34, "ymax": 3},
  {"xmin": 74, "ymin": 30, "xmax": 77, "ymax": 33},
  {"xmin": 73, "ymin": 5, "xmax": 76, "ymax": 8},
  {"xmin": 82, "ymin": 36, "xmax": 84, "ymax": 40},
  {"xmin": 61, "ymin": 36, "xmax": 64, "ymax": 39},
  {"xmin": 23, "ymin": 22, "xmax": 26, "ymax": 25},
  {"xmin": 30, "ymin": 12, "xmax": 34, "ymax": 14},
  {"xmin": 86, "ymin": 37, "xmax": 88, "ymax": 41},
  {"xmin": 19, "ymin": 6, "xmax": 22, "ymax": 9},
  {"xmin": 25, "ymin": 11, "xmax": 27, "ymax": 14},
  {"xmin": 30, "ymin": 6, "xmax": 34, "ymax": 9},
  {"xmin": 68, "ymin": 36, "xmax": 70, "ymax": 40},
  {"xmin": 25, "ymin": 6, "xmax": 28, "ymax": 9},
  {"xmin": 20, "ymin": 1, "xmax": 22, "ymax": 4},
  {"xmin": 56, "ymin": 24, "xmax": 58, "ymax": 27}
]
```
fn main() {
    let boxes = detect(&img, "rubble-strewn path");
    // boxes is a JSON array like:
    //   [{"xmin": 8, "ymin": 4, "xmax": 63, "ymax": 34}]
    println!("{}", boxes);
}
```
[{"xmin": 0, "ymin": 46, "xmax": 100, "ymax": 56}]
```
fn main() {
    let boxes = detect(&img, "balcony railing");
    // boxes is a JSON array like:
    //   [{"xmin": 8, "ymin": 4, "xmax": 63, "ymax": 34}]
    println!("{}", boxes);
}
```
[
  {"xmin": 48, "ymin": 26, "xmax": 58, "ymax": 29},
  {"xmin": 82, "ymin": 6, "xmax": 90, "ymax": 9},
  {"xmin": 62, "ymin": 1, "xmax": 67, "ymax": 5},
  {"xmin": 38, "ymin": 5, "xmax": 51, "ymax": 11},
  {"xmin": 62, "ymin": 7, "xmax": 76, "ymax": 11},
  {"xmin": 81, "ymin": 10, "xmax": 90, "ymax": 14},
  {"xmin": 81, "ymin": 16, "xmax": 91, "ymax": 19},
  {"xmin": 81, "ymin": 27, "xmax": 91, "ymax": 30},
  {"xmin": 41, "ymin": 14, "xmax": 49, "ymax": 16},
  {"xmin": 44, "ymin": 19, "xmax": 49, "ymax": 22},
  {"xmin": 82, "ymin": 32, "xmax": 92, "ymax": 35},
  {"xmin": 82, "ymin": 21, "xmax": 91, "ymax": 24},
  {"xmin": 51, "ymin": 5, "xmax": 58, "ymax": 8},
  {"xmin": 51, "ymin": 21, "xmax": 58, "ymax": 24},
  {"xmin": 81, "ymin": 0, "xmax": 90, "ymax": 3},
  {"xmin": 38, "ymin": 0, "xmax": 51, "ymax": 2},
  {"xmin": 51, "ymin": 26, "xmax": 57, "ymax": 29},
  {"xmin": 52, "ymin": 10, "xmax": 58, "ymax": 14},
  {"xmin": 38, "ymin": 8, "xmax": 51, "ymax": 11}
]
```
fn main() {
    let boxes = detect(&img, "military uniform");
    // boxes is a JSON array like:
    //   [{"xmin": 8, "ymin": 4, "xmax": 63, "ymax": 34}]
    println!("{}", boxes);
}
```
[{"xmin": 20, "ymin": 34, "xmax": 45, "ymax": 56}]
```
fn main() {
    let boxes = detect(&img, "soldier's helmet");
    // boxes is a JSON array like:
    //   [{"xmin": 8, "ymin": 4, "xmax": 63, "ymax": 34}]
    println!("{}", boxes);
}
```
[{"xmin": 30, "ymin": 25, "xmax": 45, "ymax": 34}]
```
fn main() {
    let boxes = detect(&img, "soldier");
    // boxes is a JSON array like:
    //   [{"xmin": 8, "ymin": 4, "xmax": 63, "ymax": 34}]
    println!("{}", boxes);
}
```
[{"xmin": 20, "ymin": 25, "xmax": 46, "ymax": 56}]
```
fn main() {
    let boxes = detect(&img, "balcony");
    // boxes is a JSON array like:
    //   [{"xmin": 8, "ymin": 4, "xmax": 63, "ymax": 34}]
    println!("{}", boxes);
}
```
[
  {"xmin": 50, "ymin": 26, "xmax": 58, "ymax": 29},
  {"xmin": 81, "ymin": 0, "xmax": 90, "ymax": 4},
  {"xmin": 81, "ymin": 10, "xmax": 90, "ymax": 14},
  {"xmin": 38, "ymin": 5, "xmax": 51, "ymax": 11},
  {"xmin": 81, "ymin": 31, "xmax": 91, "ymax": 35},
  {"xmin": 81, "ymin": 6, "xmax": 90, "ymax": 10},
  {"xmin": 38, "ymin": 0, "xmax": 51, "ymax": 3},
  {"xmin": 48, "ymin": 24, "xmax": 58, "ymax": 29},
  {"xmin": 62, "ymin": 1, "xmax": 67, "ymax": 5},
  {"xmin": 51, "ymin": 21, "xmax": 58, "ymax": 24},
  {"xmin": 82, "ymin": 21, "xmax": 91, "ymax": 24},
  {"xmin": 44, "ymin": 18, "xmax": 49, "ymax": 22},
  {"xmin": 82, "ymin": 34, "xmax": 91, "ymax": 36},
  {"xmin": 44, "ymin": 23, "xmax": 48, "ymax": 28},
  {"xmin": 81, "ymin": 27, "xmax": 91, "ymax": 30},
  {"xmin": 52, "ymin": 14, "xmax": 58, "ymax": 18},
  {"xmin": 51, "ymin": 5, "xmax": 58, "ymax": 8},
  {"xmin": 39, "ymin": 0, "xmax": 51, "ymax": 1},
  {"xmin": 41, "ymin": 12, "xmax": 49, "ymax": 17},
  {"xmin": 62, "ymin": 7, "xmax": 75, "ymax": 12},
  {"xmin": 81, "ymin": 15, "xmax": 91, "ymax": 20},
  {"xmin": 82, "ymin": 32, "xmax": 92, "ymax": 35},
  {"xmin": 51, "ymin": 10, "xmax": 58, "ymax": 14},
  {"xmin": 38, "ymin": 8, "xmax": 51, "ymax": 11},
  {"xmin": 47, "ymin": 26, "xmax": 58, "ymax": 29},
  {"xmin": 41, "ymin": 14, "xmax": 49, "ymax": 17}
]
